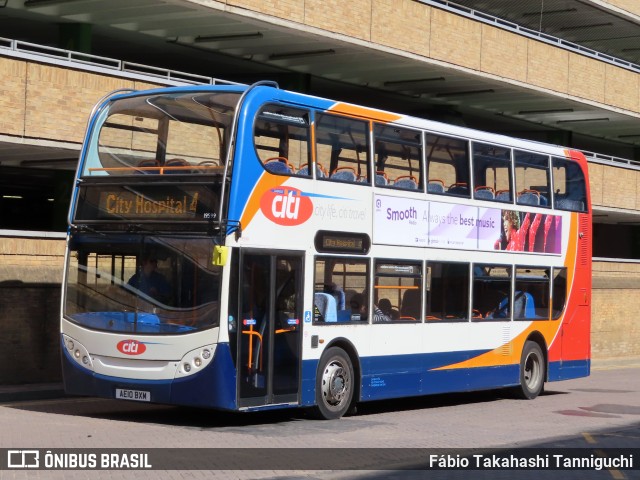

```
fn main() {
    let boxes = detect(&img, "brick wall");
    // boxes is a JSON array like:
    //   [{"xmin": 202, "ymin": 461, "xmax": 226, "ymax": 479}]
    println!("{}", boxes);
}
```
[
  {"xmin": 0, "ymin": 57, "xmax": 163, "ymax": 146},
  {"xmin": 0, "ymin": 237, "xmax": 66, "ymax": 385},
  {"xmin": 0, "ymin": 285, "xmax": 62, "ymax": 385},
  {"xmin": 589, "ymin": 162, "xmax": 640, "ymax": 209},
  {"xmin": 592, "ymin": 261, "xmax": 640, "ymax": 359},
  {"xmin": 225, "ymin": 0, "xmax": 640, "ymax": 117}
]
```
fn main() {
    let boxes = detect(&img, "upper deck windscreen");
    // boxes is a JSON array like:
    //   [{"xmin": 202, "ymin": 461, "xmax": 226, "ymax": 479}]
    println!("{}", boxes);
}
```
[{"xmin": 80, "ymin": 91, "xmax": 240, "ymax": 177}]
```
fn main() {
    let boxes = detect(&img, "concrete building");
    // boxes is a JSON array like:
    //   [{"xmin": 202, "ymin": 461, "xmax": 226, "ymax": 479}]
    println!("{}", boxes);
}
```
[{"xmin": 0, "ymin": 0, "xmax": 639, "ymax": 385}]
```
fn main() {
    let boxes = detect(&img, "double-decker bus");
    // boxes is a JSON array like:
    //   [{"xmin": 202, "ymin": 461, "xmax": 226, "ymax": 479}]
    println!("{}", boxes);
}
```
[{"xmin": 61, "ymin": 82, "xmax": 591, "ymax": 419}]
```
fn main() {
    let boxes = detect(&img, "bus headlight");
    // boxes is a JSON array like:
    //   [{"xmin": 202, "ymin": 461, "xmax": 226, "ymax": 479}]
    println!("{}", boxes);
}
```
[
  {"xmin": 175, "ymin": 344, "xmax": 216, "ymax": 379},
  {"xmin": 62, "ymin": 334, "xmax": 94, "ymax": 371}
]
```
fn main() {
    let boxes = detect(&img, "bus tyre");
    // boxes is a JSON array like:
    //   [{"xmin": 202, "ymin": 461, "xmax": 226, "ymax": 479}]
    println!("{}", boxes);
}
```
[
  {"xmin": 515, "ymin": 340, "xmax": 545, "ymax": 400},
  {"xmin": 315, "ymin": 347, "xmax": 354, "ymax": 420}
]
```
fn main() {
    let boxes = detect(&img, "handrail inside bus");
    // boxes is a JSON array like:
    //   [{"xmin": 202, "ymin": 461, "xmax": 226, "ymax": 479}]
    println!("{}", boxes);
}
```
[{"xmin": 87, "ymin": 165, "xmax": 225, "ymax": 173}]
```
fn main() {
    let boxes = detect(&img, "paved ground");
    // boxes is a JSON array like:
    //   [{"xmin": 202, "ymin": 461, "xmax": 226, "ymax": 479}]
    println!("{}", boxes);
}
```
[{"xmin": 0, "ymin": 359, "xmax": 638, "ymax": 479}]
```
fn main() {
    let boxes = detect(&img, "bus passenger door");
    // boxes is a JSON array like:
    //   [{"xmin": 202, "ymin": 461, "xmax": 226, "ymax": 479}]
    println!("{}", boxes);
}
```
[{"xmin": 237, "ymin": 251, "xmax": 302, "ymax": 408}]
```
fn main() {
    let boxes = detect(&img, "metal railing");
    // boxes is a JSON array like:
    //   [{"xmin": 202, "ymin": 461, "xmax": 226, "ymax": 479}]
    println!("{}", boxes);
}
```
[
  {"xmin": 420, "ymin": 0, "xmax": 640, "ymax": 75},
  {"xmin": 0, "ymin": 36, "xmax": 239, "ymax": 86},
  {"xmin": 581, "ymin": 150, "xmax": 640, "ymax": 170},
  {"xmin": 0, "ymin": 35, "xmax": 638, "ymax": 170}
]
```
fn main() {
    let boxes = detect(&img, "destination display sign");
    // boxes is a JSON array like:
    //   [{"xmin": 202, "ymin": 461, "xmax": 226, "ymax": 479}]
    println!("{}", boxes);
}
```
[
  {"xmin": 74, "ymin": 184, "xmax": 219, "ymax": 223},
  {"xmin": 315, "ymin": 231, "xmax": 370, "ymax": 254}
]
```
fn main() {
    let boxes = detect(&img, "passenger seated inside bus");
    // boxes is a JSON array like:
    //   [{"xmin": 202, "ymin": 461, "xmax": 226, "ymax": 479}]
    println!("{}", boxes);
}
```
[
  {"xmin": 377, "ymin": 298, "xmax": 399, "ymax": 320},
  {"xmin": 127, "ymin": 254, "xmax": 171, "ymax": 304},
  {"xmin": 484, "ymin": 291, "xmax": 536, "ymax": 319},
  {"xmin": 349, "ymin": 293, "xmax": 368, "ymax": 322}
]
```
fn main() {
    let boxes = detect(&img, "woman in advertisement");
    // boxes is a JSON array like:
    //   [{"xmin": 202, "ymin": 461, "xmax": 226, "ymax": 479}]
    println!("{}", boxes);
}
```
[{"xmin": 496, "ymin": 210, "xmax": 542, "ymax": 252}]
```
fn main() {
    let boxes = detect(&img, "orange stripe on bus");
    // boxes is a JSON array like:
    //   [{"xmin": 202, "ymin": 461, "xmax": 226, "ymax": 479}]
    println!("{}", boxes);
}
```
[
  {"xmin": 434, "ymin": 214, "xmax": 580, "ymax": 371},
  {"xmin": 239, "ymin": 173, "xmax": 286, "ymax": 230},
  {"xmin": 328, "ymin": 103, "xmax": 402, "ymax": 123}
]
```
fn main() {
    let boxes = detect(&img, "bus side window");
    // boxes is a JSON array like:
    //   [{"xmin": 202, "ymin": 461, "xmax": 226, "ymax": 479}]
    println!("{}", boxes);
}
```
[
  {"xmin": 472, "ymin": 142, "xmax": 512, "ymax": 203},
  {"xmin": 426, "ymin": 133, "xmax": 470, "ymax": 198},
  {"xmin": 473, "ymin": 265, "xmax": 512, "ymax": 321},
  {"xmin": 316, "ymin": 113, "xmax": 370, "ymax": 184},
  {"xmin": 515, "ymin": 151, "xmax": 550, "ymax": 207},
  {"xmin": 254, "ymin": 105, "xmax": 311, "ymax": 176},
  {"xmin": 551, "ymin": 268, "xmax": 568, "ymax": 319},
  {"xmin": 373, "ymin": 124, "xmax": 423, "ymax": 191},
  {"xmin": 374, "ymin": 261, "xmax": 422, "ymax": 322},
  {"xmin": 425, "ymin": 262, "xmax": 470, "ymax": 322},
  {"xmin": 552, "ymin": 157, "xmax": 588, "ymax": 212},
  {"xmin": 514, "ymin": 267, "xmax": 550, "ymax": 320},
  {"xmin": 314, "ymin": 257, "xmax": 369, "ymax": 323}
]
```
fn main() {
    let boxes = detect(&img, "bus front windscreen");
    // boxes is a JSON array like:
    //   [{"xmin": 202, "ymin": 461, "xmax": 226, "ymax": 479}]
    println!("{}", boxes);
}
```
[
  {"xmin": 80, "ymin": 90, "xmax": 240, "ymax": 178},
  {"xmin": 64, "ymin": 234, "xmax": 221, "ymax": 334}
]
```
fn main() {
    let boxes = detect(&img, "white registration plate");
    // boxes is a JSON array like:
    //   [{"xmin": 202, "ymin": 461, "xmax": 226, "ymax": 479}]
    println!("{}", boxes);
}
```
[{"xmin": 115, "ymin": 388, "xmax": 150, "ymax": 402}]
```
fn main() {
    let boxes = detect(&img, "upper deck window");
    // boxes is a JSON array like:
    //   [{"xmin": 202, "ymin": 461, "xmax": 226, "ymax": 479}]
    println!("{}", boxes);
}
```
[
  {"xmin": 426, "ymin": 134, "xmax": 470, "ymax": 197},
  {"xmin": 552, "ymin": 157, "xmax": 588, "ymax": 212},
  {"xmin": 81, "ymin": 91, "xmax": 239, "ymax": 177},
  {"xmin": 515, "ymin": 151, "xmax": 551, "ymax": 208},
  {"xmin": 254, "ymin": 105, "xmax": 311, "ymax": 176},
  {"xmin": 316, "ymin": 113, "xmax": 370, "ymax": 184},
  {"xmin": 472, "ymin": 142, "xmax": 512, "ymax": 203},
  {"xmin": 373, "ymin": 124, "xmax": 423, "ymax": 190}
]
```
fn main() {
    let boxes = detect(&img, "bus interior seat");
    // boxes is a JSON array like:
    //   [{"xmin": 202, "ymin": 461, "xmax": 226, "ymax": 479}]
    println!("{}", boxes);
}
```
[
  {"xmin": 556, "ymin": 196, "xmax": 584, "ymax": 211},
  {"xmin": 518, "ymin": 190, "xmax": 540, "ymax": 206},
  {"xmin": 448, "ymin": 183, "xmax": 469, "ymax": 195},
  {"xmin": 298, "ymin": 164, "xmax": 326, "ymax": 178},
  {"xmin": 496, "ymin": 190, "xmax": 511, "ymax": 202},
  {"xmin": 265, "ymin": 158, "xmax": 294, "ymax": 174},
  {"xmin": 513, "ymin": 291, "xmax": 536, "ymax": 319},
  {"xmin": 427, "ymin": 179, "xmax": 445, "ymax": 193},
  {"xmin": 474, "ymin": 186, "xmax": 495, "ymax": 200},
  {"xmin": 314, "ymin": 292, "xmax": 337, "ymax": 322},
  {"xmin": 400, "ymin": 289, "xmax": 421, "ymax": 319},
  {"xmin": 394, "ymin": 175, "xmax": 418, "ymax": 190},
  {"xmin": 165, "ymin": 158, "xmax": 191, "ymax": 174},
  {"xmin": 375, "ymin": 171, "xmax": 388, "ymax": 186},
  {"xmin": 331, "ymin": 167, "xmax": 358, "ymax": 182},
  {"xmin": 136, "ymin": 159, "xmax": 160, "ymax": 174}
]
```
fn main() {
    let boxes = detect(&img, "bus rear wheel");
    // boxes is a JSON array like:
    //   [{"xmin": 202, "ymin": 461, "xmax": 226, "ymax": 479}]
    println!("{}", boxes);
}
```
[
  {"xmin": 315, "ymin": 347, "xmax": 354, "ymax": 420},
  {"xmin": 515, "ymin": 340, "xmax": 545, "ymax": 399}
]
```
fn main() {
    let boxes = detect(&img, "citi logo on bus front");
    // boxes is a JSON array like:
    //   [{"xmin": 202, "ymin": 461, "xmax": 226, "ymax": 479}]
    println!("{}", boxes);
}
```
[
  {"xmin": 117, "ymin": 340, "xmax": 146, "ymax": 355},
  {"xmin": 260, "ymin": 187, "xmax": 313, "ymax": 226}
]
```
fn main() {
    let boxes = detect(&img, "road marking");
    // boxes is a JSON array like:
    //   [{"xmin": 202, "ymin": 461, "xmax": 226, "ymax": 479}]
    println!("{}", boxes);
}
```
[
  {"xmin": 582, "ymin": 432, "xmax": 596, "ymax": 444},
  {"xmin": 595, "ymin": 449, "xmax": 626, "ymax": 480}
]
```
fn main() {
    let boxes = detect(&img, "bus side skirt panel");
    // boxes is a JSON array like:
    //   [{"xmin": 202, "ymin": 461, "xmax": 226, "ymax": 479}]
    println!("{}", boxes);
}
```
[{"xmin": 548, "ymin": 359, "xmax": 590, "ymax": 381}]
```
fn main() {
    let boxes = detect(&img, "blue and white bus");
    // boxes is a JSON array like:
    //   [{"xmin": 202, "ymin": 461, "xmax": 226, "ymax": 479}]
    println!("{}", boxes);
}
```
[{"xmin": 61, "ymin": 82, "xmax": 591, "ymax": 419}]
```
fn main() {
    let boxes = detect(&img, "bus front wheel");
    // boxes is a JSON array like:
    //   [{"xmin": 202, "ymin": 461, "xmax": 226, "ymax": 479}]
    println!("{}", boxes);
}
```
[
  {"xmin": 315, "ymin": 347, "xmax": 354, "ymax": 419},
  {"xmin": 515, "ymin": 340, "xmax": 545, "ymax": 400}
]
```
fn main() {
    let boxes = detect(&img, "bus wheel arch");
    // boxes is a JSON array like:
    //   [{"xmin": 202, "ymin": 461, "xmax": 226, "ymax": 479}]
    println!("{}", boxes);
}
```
[
  {"xmin": 514, "ymin": 333, "xmax": 547, "ymax": 400},
  {"xmin": 314, "ymin": 339, "xmax": 360, "ymax": 419}
]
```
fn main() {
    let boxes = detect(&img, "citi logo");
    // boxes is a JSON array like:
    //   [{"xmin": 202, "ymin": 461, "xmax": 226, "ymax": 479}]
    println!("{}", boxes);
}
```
[
  {"xmin": 260, "ymin": 187, "xmax": 313, "ymax": 226},
  {"xmin": 117, "ymin": 340, "xmax": 146, "ymax": 355}
]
